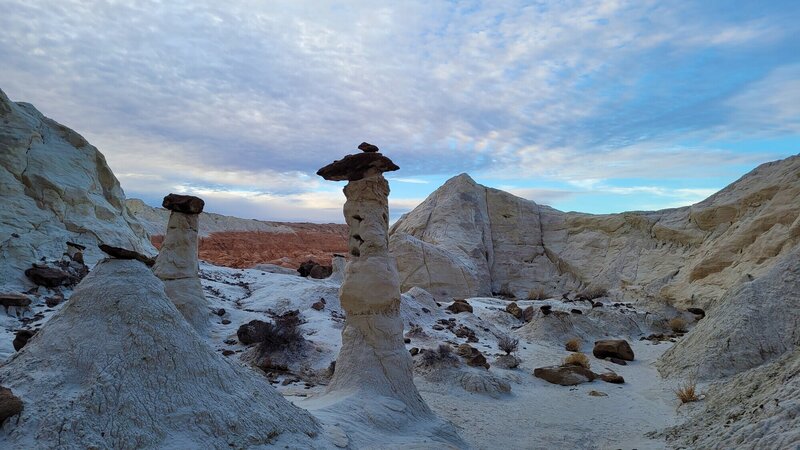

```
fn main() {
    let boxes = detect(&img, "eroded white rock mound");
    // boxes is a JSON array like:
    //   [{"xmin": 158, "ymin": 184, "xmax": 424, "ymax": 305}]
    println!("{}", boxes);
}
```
[
  {"xmin": 0, "ymin": 89, "xmax": 154, "ymax": 290},
  {"xmin": 0, "ymin": 259, "xmax": 321, "ymax": 449}
]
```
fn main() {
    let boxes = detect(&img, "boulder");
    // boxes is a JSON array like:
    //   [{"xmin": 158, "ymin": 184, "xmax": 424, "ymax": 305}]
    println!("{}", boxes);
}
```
[
  {"xmin": 0, "ymin": 387, "xmax": 23, "ymax": 425},
  {"xmin": 316, "ymin": 152, "xmax": 399, "ymax": 181},
  {"xmin": 494, "ymin": 354, "xmax": 520, "ymax": 369},
  {"xmin": 311, "ymin": 299, "xmax": 326, "ymax": 311},
  {"xmin": 12, "ymin": 330, "xmax": 35, "ymax": 351},
  {"xmin": 505, "ymin": 302, "xmax": 523, "ymax": 319},
  {"xmin": 161, "ymin": 193, "xmax": 205, "ymax": 214},
  {"xmin": 237, "ymin": 320, "xmax": 270, "ymax": 345},
  {"xmin": 534, "ymin": 365, "xmax": 596, "ymax": 386},
  {"xmin": 99, "ymin": 244, "xmax": 156, "ymax": 266},
  {"xmin": 522, "ymin": 306, "xmax": 535, "ymax": 322},
  {"xmin": 23, "ymin": 266, "xmax": 69, "ymax": 287},
  {"xmin": 309, "ymin": 264, "xmax": 333, "ymax": 279},
  {"xmin": 0, "ymin": 293, "xmax": 31, "ymax": 308},
  {"xmin": 357, "ymin": 142, "xmax": 379, "ymax": 153},
  {"xmin": 599, "ymin": 372, "xmax": 625, "ymax": 384},
  {"xmin": 593, "ymin": 339, "xmax": 635, "ymax": 361},
  {"xmin": 540, "ymin": 304, "xmax": 552, "ymax": 315},
  {"xmin": 447, "ymin": 299, "xmax": 473, "ymax": 314}
]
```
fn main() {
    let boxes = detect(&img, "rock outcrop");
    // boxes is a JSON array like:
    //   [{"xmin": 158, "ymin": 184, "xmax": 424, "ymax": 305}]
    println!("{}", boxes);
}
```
[
  {"xmin": 0, "ymin": 89, "xmax": 155, "ymax": 290},
  {"xmin": 152, "ymin": 194, "xmax": 209, "ymax": 332},
  {"xmin": 0, "ymin": 259, "xmax": 322, "ymax": 449},
  {"xmin": 307, "ymin": 147, "xmax": 464, "ymax": 447}
]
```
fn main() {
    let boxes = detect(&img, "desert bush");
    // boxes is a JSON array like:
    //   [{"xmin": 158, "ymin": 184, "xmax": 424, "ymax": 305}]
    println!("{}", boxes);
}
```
[
  {"xmin": 669, "ymin": 317, "xmax": 687, "ymax": 333},
  {"xmin": 675, "ymin": 380, "xmax": 699, "ymax": 404},
  {"xmin": 419, "ymin": 344, "xmax": 459, "ymax": 367},
  {"xmin": 498, "ymin": 335, "xmax": 519, "ymax": 355},
  {"xmin": 527, "ymin": 287, "xmax": 547, "ymax": 300},
  {"xmin": 565, "ymin": 337, "xmax": 581, "ymax": 352},
  {"xmin": 562, "ymin": 352, "xmax": 590, "ymax": 369},
  {"xmin": 576, "ymin": 286, "xmax": 608, "ymax": 301},
  {"xmin": 257, "ymin": 314, "xmax": 304, "ymax": 355}
]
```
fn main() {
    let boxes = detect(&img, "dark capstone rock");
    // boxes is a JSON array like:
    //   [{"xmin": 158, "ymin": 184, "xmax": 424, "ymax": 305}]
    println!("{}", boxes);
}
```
[
  {"xmin": 0, "ymin": 293, "xmax": 31, "ymax": 308},
  {"xmin": 505, "ymin": 302, "xmax": 523, "ymax": 319},
  {"xmin": 447, "ymin": 299, "xmax": 473, "ymax": 314},
  {"xmin": 98, "ymin": 244, "xmax": 155, "ymax": 266},
  {"xmin": 13, "ymin": 329, "xmax": 36, "ymax": 351},
  {"xmin": 316, "ymin": 152, "xmax": 399, "ymax": 181},
  {"xmin": 236, "ymin": 320, "xmax": 270, "ymax": 345},
  {"xmin": 0, "ymin": 387, "xmax": 23, "ymax": 425},
  {"xmin": 358, "ymin": 142, "xmax": 380, "ymax": 153},
  {"xmin": 534, "ymin": 365, "xmax": 595, "ymax": 386},
  {"xmin": 688, "ymin": 307, "xmax": 706, "ymax": 319},
  {"xmin": 599, "ymin": 372, "xmax": 625, "ymax": 384},
  {"xmin": 162, "ymin": 193, "xmax": 205, "ymax": 214},
  {"xmin": 522, "ymin": 306, "xmax": 535, "ymax": 322},
  {"xmin": 308, "ymin": 264, "xmax": 333, "ymax": 279},
  {"xmin": 540, "ymin": 304, "xmax": 552, "ymax": 315},
  {"xmin": 593, "ymin": 339, "xmax": 635, "ymax": 361},
  {"xmin": 24, "ymin": 266, "xmax": 69, "ymax": 288}
]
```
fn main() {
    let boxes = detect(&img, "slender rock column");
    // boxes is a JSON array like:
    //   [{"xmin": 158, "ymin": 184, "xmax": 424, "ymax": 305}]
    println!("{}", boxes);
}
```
[
  {"xmin": 152, "ymin": 194, "xmax": 209, "ymax": 332},
  {"xmin": 316, "ymin": 144, "xmax": 430, "ymax": 413}
]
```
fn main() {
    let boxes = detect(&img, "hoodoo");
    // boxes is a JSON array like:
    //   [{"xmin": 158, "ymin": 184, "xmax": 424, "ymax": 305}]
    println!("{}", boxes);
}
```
[
  {"xmin": 152, "ymin": 193, "xmax": 209, "ymax": 332},
  {"xmin": 310, "ymin": 145, "xmax": 464, "ymax": 447}
]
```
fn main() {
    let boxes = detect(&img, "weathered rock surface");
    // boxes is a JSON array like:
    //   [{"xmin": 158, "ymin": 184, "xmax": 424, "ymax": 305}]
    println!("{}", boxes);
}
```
[
  {"xmin": 0, "ymin": 89, "xmax": 155, "ymax": 290},
  {"xmin": 534, "ymin": 365, "xmax": 596, "ymax": 386},
  {"xmin": 0, "ymin": 259, "xmax": 322, "ymax": 449}
]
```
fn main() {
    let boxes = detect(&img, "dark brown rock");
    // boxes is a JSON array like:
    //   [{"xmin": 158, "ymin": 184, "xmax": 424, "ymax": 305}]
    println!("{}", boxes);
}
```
[
  {"xmin": 608, "ymin": 357, "xmax": 628, "ymax": 366},
  {"xmin": 98, "ymin": 244, "xmax": 155, "ymax": 266},
  {"xmin": 540, "ymin": 304, "xmax": 552, "ymax": 315},
  {"xmin": 522, "ymin": 306, "xmax": 535, "ymax": 322},
  {"xmin": 0, "ymin": 387, "xmax": 23, "ymax": 424},
  {"xmin": 162, "ymin": 193, "xmax": 205, "ymax": 214},
  {"xmin": 593, "ymin": 339, "xmax": 635, "ymax": 361},
  {"xmin": 13, "ymin": 329, "xmax": 35, "ymax": 351},
  {"xmin": 599, "ymin": 372, "xmax": 625, "ymax": 384},
  {"xmin": 687, "ymin": 307, "xmax": 705, "ymax": 319},
  {"xmin": 316, "ymin": 152, "xmax": 399, "ymax": 181},
  {"xmin": 24, "ymin": 266, "xmax": 69, "ymax": 288},
  {"xmin": 308, "ymin": 264, "xmax": 332, "ymax": 279},
  {"xmin": 534, "ymin": 365, "xmax": 596, "ymax": 386},
  {"xmin": 505, "ymin": 302, "xmax": 523, "ymax": 319},
  {"xmin": 447, "ymin": 299, "xmax": 473, "ymax": 314},
  {"xmin": 0, "ymin": 293, "xmax": 31, "ymax": 308},
  {"xmin": 297, "ymin": 260, "xmax": 318, "ymax": 277},
  {"xmin": 222, "ymin": 349, "xmax": 235, "ymax": 356},
  {"xmin": 311, "ymin": 299, "xmax": 325, "ymax": 311},
  {"xmin": 570, "ymin": 308, "xmax": 583, "ymax": 315},
  {"xmin": 409, "ymin": 347, "xmax": 419, "ymax": 356},
  {"xmin": 45, "ymin": 294, "xmax": 63, "ymax": 308},
  {"xmin": 236, "ymin": 320, "xmax": 269, "ymax": 345},
  {"xmin": 357, "ymin": 142, "xmax": 380, "ymax": 153}
]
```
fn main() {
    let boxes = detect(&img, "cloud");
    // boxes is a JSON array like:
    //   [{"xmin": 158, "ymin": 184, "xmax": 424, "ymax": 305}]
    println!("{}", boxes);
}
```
[{"xmin": 0, "ymin": 0, "xmax": 797, "ymax": 221}]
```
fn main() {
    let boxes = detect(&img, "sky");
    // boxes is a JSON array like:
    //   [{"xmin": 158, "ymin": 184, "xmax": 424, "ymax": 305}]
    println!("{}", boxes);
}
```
[{"xmin": 1, "ymin": 0, "xmax": 798, "ymax": 223}]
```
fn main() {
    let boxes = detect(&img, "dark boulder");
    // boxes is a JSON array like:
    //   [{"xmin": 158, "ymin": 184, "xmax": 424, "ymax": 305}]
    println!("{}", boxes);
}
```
[
  {"xmin": 162, "ymin": 193, "xmax": 205, "ymax": 214},
  {"xmin": 534, "ymin": 365, "xmax": 595, "ymax": 386},
  {"xmin": 593, "ymin": 339, "xmax": 635, "ymax": 361}
]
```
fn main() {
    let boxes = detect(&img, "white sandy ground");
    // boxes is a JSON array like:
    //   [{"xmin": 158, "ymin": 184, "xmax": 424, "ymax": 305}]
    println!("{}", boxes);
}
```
[{"xmin": 1, "ymin": 261, "xmax": 693, "ymax": 449}]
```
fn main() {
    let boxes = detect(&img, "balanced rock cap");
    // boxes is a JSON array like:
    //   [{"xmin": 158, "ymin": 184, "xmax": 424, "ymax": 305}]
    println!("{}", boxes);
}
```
[
  {"xmin": 162, "ymin": 193, "xmax": 205, "ymax": 214},
  {"xmin": 317, "ymin": 151, "xmax": 399, "ymax": 181},
  {"xmin": 358, "ymin": 142, "xmax": 379, "ymax": 153},
  {"xmin": 98, "ymin": 244, "xmax": 156, "ymax": 267}
]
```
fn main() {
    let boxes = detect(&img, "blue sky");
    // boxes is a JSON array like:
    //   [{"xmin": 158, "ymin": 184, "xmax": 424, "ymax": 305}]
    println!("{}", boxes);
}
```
[{"xmin": 1, "ymin": 0, "xmax": 798, "ymax": 222}]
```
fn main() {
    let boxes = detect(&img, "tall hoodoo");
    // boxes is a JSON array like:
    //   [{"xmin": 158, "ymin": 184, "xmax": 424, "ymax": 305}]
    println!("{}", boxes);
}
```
[
  {"xmin": 152, "ymin": 193, "xmax": 209, "ymax": 332},
  {"xmin": 313, "ymin": 145, "xmax": 463, "ymax": 446}
]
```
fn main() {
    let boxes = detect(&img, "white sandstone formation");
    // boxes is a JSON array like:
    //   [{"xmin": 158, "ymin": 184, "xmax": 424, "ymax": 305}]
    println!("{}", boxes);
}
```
[
  {"xmin": 152, "ymin": 194, "xmax": 209, "ymax": 332},
  {"xmin": 391, "ymin": 155, "xmax": 800, "ymax": 309},
  {"xmin": 0, "ymin": 88, "xmax": 154, "ymax": 290},
  {"xmin": 0, "ymin": 259, "xmax": 323, "ymax": 449},
  {"xmin": 308, "ymin": 147, "xmax": 464, "ymax": 447}
]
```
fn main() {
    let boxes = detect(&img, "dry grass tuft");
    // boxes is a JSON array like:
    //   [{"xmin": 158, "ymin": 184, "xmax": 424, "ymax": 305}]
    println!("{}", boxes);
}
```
[
  {"xmin": 565, "ymin": 337, "xmax": 581, "ymax": 352},
  {"xmin": 527, "ymin": 287, "xmax": 548, "ymax": 300},
  {"xmin": 562, "ymin": 352, "xmax": 590, "ymax": 369},
  {"xmin": 576, "ymin": 286, "xmax": 608, "ymax": 301},
  {"xmin": 669, "ymin": 317, "xmax": 688, "ymax": 333},
  {"xmin": 498, "ymin": 335, "xmax": 519, "ymax": 355},
  {"xmin": 675, "ymin": 380, "xmax": 699, "ymax": 404}
]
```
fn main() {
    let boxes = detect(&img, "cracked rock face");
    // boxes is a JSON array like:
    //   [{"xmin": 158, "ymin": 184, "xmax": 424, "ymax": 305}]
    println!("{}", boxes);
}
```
[
  {"xmin": 0, "ymin": 88, "xmax": 155, "ymax": 291},
  {"xmin": 152, "ymin": 195, "xmax": 209, "ymax": 331}
]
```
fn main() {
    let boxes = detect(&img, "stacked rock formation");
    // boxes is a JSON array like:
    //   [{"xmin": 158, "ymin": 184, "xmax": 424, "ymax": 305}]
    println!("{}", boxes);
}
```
[
  {"xmin": 313, "ymin": 145, "xmax": 463, "ymax": 446},
  {"xmin": 152, "ymin": 194, "xmax": 209, "ymax": 332}
]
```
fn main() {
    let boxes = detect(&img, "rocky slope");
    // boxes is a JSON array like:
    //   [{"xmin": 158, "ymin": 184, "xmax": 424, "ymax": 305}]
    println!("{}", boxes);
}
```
[
  {"xmin": 128, "ymin": 199, "xmax": 348, "ymax": 269},
  {"xmin": 0, "ymin": 88, "xmax": 154, "ymax": 290},
  {"xmin": 390, "ymin": 156, "xmax": 800, "ymax": 310}
]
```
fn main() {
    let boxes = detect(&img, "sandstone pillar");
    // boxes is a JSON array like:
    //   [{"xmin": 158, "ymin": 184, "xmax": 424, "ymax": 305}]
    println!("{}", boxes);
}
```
[{"xmin": 153, "ymin": 194, "xmax": 209, "ymax": 332}]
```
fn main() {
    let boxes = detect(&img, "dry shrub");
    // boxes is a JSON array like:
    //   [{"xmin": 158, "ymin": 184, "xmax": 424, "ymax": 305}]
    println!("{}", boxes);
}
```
[
  {"xmin": 527, "ymin": 287, "xmax": 547, "ymax": 300},
  {"xmin": 419, "ymin": 344, "xmax": 459, "ymax": 367},
  {"xmin": 498, "ymin": 335, "xmax": 519, "ymax": 355},
  {"xmin": 669, "ymin": 317, "xmax": 688, "ymax": 333},
  {"xmin": 565, "ymin": 337, "xmax": 581, "ymax": 352},
  {"xmin": 258, "ymin": 311, "xmax": 304, "ymax": 355},
  {"xmin": 675, "ymin": 380, "xmax": 699, "ymax": 404},
  {"xmin": 576, "ymin": 286, "xmax": 608, "ymax": 301},
  {"xmin": 563, "ymin": 352, "xmax": 590, "ymax": 369}
]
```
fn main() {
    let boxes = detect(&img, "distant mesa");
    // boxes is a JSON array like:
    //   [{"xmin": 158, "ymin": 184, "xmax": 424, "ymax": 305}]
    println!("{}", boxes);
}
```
[
  {"xmin": 358, "ymin": 142, "xmax": 379, "ymax": 152},
  {"xmin": 162, "ymin": 193, "xmax": 205, "ymax": 214}
]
